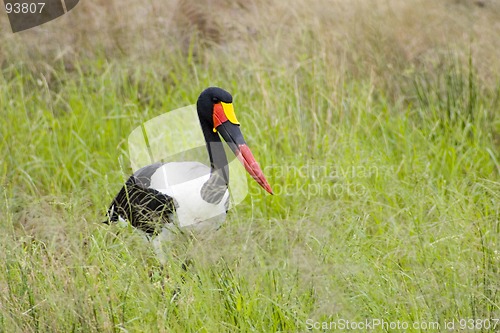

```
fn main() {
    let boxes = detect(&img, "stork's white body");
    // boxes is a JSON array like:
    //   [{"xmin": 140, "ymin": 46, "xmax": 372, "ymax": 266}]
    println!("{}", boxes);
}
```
[
  {"xmin": 135, "ymin": 161, "xmax": 229, "ymax": 263},
  {"xmin": 149, "ymin": 161, "xmax": 229, "ymax": 231}
]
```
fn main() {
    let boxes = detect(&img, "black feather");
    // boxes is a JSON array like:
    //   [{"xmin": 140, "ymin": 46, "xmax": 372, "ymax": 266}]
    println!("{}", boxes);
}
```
[{"xmin": 104, "ymin": 175, "xmax": 176, "ymax": 235}]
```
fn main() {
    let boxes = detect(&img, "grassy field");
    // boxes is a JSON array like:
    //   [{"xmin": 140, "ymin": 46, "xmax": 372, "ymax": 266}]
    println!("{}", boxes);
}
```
[{"xmin": 1, "ymin": 0, "xmax": 500, "ymax": 331}]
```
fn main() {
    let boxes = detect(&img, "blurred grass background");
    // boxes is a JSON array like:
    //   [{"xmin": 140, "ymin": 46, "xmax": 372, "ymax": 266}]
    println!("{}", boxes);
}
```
[{"xmin": 1, "ymin": 0, "xmax": 500, "ymax": 331}]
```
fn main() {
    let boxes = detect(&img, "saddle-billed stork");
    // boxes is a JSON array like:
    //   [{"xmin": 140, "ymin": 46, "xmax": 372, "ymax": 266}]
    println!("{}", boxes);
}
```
[{"xmin": 104, "ymin": 87, "xmax": 273, "ymax": 258}]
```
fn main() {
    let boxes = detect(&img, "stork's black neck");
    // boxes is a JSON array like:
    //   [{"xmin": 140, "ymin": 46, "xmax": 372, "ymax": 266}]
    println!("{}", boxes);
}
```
[
  {"xmin": 197, "ymin": 125, "xmax": 229, "ymax": 204},
  {"xmin": 196, "ymin": 87, "xmax": 233, "ymax": 204},
  {"xmin": 202, "ymin": 124, "xmax": 229, "ymax": 176},
  {"xmin": 198, "ymin": 119, "xmax": 230, "ymax": 204}
]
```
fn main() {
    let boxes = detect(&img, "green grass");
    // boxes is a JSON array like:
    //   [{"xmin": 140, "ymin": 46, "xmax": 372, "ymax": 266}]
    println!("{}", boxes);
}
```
[{"xmin": 1, "ymin": 39, "xmax": 500, "ymax": 332}]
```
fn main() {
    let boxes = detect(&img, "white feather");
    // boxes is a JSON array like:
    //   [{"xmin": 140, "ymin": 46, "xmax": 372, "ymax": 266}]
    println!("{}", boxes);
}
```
[{"xmin": 149, "ymin": 161, "xmax": 228, "ymax": 231}]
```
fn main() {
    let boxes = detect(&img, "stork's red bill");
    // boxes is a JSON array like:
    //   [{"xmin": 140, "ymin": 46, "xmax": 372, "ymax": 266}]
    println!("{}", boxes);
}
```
[{"xmin": 212, "ymin": 100, "xmax": 273, "ymax": 195}]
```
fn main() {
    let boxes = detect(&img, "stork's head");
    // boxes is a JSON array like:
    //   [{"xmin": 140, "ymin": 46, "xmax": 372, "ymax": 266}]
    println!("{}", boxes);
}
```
[{"xmin": 196, "ymin": 87, "xmax": 273, "ymax": 195}]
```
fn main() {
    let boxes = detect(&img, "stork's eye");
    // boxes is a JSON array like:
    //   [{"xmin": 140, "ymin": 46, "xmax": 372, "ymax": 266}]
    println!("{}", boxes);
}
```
[{"xmin": 212, "ymin": 97, "xmax": 219, "ymax": 103}]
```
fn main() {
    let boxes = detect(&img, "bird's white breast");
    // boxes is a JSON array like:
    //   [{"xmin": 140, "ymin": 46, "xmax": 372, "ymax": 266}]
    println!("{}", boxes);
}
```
[{"xmin": 149, "ymin": 162, "xmax": 228, "ymax": 231}]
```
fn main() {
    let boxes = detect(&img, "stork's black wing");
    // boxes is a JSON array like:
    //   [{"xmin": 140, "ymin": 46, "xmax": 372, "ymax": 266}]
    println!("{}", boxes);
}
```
[{"xmin": 104, "ymin": 163, "xmax": 177, "ymax": 235}]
